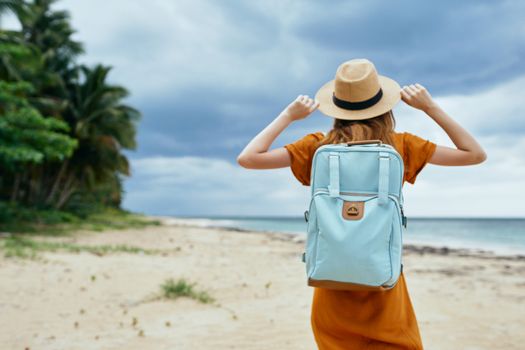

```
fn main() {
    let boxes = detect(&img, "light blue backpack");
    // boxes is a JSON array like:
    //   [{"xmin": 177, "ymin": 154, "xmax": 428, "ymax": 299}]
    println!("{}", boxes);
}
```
[{"xmin": 302, "ymin": 139, "xmax": 406, "ymax": 291}]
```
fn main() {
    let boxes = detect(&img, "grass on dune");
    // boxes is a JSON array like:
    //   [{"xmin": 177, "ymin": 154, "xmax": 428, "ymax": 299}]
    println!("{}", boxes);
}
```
[
  {"xmin": 0, "ymin": 203, "xmax": 161, "ymax": 236},
  {"xmin": 160, "ymin": 278, "xmax": 215, "ymax": 304},
  {"xmin": 1, "ymin": 236, "xmax": 160, "ymax": 259},
  {"xmin": 0, "ymin": 204, "xmax": 163, "ymax": 259}
]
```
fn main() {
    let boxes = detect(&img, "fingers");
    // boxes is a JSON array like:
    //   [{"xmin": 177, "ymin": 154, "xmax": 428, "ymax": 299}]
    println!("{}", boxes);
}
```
[
  {"xmin": 296, "ymin": 94, "xmax": 315, "ymax": 106},
  {"xmin": 303, "ymin": 95, "xmax": 312, "ymax": 105},
  {"xmin": 403, "ymin": 85, "xmax": 417, "ymax": 96},
  {"xmin": 401, "ymin": 86, "xmax": 412, "ymax": 100},
  {"xmin": 403, "ymin": 84, "xmax": 426, "ymax": 94},
  {"xmin": 400, "ymin": 83, "xmax": 432, "ymax": 111},
  {"xmin": 402, "ymin": 84, "xmax": 424, "ymax": 97},
  {"xmin": 401, "ymin": 85, "xmax": 417, "ymax": 104},
  {"xmin": 400, "ymin": 88, "xmax": 411, "ymax": 101},
  {"xmin": 309, "ymin": 99, "xmax": 320, "ymax": 112},
  {"xmin": 304, "ymin": 96, "xmax": 319, "ymax": 111},
  {"xmin": 291, "ymin": 94, "xmax": 319, "ymax": 117},
  {"xmin": 305, "ymin": 97, "xmax": 315, "ymax": 107}
]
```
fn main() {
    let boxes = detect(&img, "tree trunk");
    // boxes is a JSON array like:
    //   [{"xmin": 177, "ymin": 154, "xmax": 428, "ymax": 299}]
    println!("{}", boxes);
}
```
[
  {"xmin": 10, "ymin": 173, "xmax": 21, "ymax": 203},
  {"xmin": 55, "ymin": 174, "xmax": 76, "ymax": 210},
  {"xmin": 31, "ymin": 165, "xmax": 45, "ymax": 205},
  {"xmin": 45, "ymin": 160, "xmax": 68, "ymax": 205},
  {"xmin": 19, "ymin": 169, "xmax": 29, "ymax": 204}
]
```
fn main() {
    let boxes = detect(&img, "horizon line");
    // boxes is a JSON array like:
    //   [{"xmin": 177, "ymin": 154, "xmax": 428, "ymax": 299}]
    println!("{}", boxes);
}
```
[{"xmin": 159, "ymin": 215, "xmax": 525, "ymax": 220}]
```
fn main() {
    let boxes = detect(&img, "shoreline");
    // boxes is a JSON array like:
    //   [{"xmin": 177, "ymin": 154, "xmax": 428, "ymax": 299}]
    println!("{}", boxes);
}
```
[{"xmin": 159, "ymin": 216, "xmax": 525, "ymax": 260}]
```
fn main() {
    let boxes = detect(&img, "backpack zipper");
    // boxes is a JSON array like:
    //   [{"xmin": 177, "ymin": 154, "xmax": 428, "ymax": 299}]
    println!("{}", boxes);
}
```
[
  {"xmin": 314, "ymin": 188, "xmax": 398, "ymax": 199},
  {"xmin": 312, "ymin": 188, "xmax": 407, "ymax": 228},
  {"xmin": 314, "ymin": 188, "xmax": 376, "ymax": 196}
]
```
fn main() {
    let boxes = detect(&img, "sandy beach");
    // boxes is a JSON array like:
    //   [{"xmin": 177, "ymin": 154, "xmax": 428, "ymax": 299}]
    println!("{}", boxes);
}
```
[{"xmin": 1, "ymin": 220, "xmax": 524, "ymax": 350}]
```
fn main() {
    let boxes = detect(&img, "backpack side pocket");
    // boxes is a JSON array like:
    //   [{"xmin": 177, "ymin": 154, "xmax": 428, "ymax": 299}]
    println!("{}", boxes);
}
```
[{"xmin": 305, "ymin": 197, "xmax": 319, "ymax": 279}]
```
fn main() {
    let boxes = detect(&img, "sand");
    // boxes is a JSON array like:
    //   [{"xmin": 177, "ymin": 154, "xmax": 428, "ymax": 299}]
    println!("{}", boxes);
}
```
[{"xmin": 0, "ymin": 220, "xmax": 524, "ymax": 350}]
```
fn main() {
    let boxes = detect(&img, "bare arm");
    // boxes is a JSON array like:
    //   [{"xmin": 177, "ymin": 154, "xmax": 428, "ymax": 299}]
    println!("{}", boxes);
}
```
[
  {"xmin": 237, "ymin": 95, "xmax": 319, "ymax": 169},
  {"xmin": 401, "ymin": 84, "xmax": 487, "ymax": 166}
]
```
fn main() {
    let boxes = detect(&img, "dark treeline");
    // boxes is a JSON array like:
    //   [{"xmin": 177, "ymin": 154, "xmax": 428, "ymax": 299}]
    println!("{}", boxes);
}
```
[{"xmin": 0, "ymin": 0, "xmax": 140, "ymax": 217}]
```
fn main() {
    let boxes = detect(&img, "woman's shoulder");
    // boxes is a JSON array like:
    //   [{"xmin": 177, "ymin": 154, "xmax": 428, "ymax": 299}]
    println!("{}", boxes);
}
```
[
  {"xmin": 303, "ymin": 131, "xmax": 326, "ymax": 141},
  {"xmin": 392, "ymin": 131, "xmax": 436, "ymax": 150},
  {"xmin": 392, "ymin": 130, "xmax": 432, "ymax": 141},
  {"xmin": 391, "ymin": 131, "xmax": 406, "ymax": 141},
  {"xmin": 284, "ymin": 131, "xmax": 326, "ymax": 186},
  {"xmin": 391, "ymin": 131, "xmax": 433, "ymax": 150},
  {"xmin": 285, "ymin": 131, "xmax": 325, "ymax": 151},
  {"xmin": 303, "ymin": 131, "xmax": 326, "ymax": 148},
  {"xmin": 391, "ymin": 131, "xmax": 437, "ymax": 184}
]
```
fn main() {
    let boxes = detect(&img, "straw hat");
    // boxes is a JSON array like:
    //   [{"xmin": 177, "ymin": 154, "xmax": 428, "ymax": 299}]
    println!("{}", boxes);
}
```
[{"xmin": 315, "ymin": 58, "xmax": 401, "ymax": 120}]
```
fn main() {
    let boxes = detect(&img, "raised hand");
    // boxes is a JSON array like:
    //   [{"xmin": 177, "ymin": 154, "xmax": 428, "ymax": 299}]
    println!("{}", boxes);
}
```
[
  {"xmin": 400, "ymin": 83, "xmax": 437, "ymax": 112},
  {"xmin": 283, "ymin": 94, "xmax": 320, "ymax": 121}
]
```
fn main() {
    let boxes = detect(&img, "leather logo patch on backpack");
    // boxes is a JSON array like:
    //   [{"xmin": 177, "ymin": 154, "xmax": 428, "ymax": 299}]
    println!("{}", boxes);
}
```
[{"xmin": 342, "ymin": 201, "xmax": 364, "ymax": 220}]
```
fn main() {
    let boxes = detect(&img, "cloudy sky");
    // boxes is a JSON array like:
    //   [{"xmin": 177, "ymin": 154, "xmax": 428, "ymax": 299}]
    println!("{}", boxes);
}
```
[{"xmin": 6, "ymin": 0, "xmax": 525, "ymax": 218}]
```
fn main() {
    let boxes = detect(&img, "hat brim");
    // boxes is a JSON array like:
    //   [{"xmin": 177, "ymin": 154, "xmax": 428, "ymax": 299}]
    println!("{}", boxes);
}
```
[{"xmin": 314, "ymin": 75, "xmax": 401, "ymax": 120}]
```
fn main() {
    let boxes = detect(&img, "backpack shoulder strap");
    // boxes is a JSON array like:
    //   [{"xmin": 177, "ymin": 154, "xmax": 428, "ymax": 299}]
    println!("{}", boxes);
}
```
[
  {"xmin": 378, "ymin": 151, "xmax": 390, "ymax": 206},
  {"xmin": 328, "ymin": 152, "xmax": 340, "ymax": 197}
]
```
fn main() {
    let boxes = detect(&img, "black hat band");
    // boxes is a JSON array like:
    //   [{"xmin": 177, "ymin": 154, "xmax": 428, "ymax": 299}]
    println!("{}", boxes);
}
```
[{"xmin": 332, "ymin": 88, "xmax": 383, "ymax": 111}]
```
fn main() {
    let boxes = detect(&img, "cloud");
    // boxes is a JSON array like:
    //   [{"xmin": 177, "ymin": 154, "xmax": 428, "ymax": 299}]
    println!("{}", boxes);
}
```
[
  {"xmin": 133, "ymin": 71, "xmax": 525, "ymax": 161},
  {"xmin": 10, "ymin": 0, "xmax": 512, "ymax": 163},
  {"xmin": 59, "ymin": 0, "xmax": 291, "ymax": 99},
  {"xmin": 403, "ymin": 133, "xmax": 525, "ymax": 218},
  {"xmin": 392, "ymin": 74, "xmax": 525, "ymax": 137},
  {"xmin": 124, "ymin": 156, "xmax": 310, "ymax": 217},
  {"xmin": 291, "ymin": 0, "xmax": 525, "ymax": 94},
  {"xmin": 124, "ymin": 130, "xmax": 525, "ymax": 218}
]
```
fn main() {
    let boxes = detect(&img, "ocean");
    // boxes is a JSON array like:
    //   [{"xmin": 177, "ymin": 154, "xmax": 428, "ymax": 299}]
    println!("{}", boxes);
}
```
[{"xmin": 173, "ymin": 217, "xmax": 525, "ymax": 256}]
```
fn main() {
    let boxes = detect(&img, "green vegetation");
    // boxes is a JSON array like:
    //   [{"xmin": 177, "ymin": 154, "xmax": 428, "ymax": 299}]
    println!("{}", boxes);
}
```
[
  {"xmin": 160, "ymin": 278, "xmax": 215, "ymax": 304},
  {"xmin": 0, "ymin": 1, "xmax": 142, "ymax": 229},
  {"xmin": 1, "ymin": 235, "xmax": 160, "ymax": 258},
  {"xmin": 0, "ymin": 202, "xmax": 160, "ymax": 235}
]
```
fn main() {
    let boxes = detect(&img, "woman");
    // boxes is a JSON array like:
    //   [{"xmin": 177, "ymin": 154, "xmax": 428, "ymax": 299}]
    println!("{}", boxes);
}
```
[{"xmin": 237, "ymin": 58, "xmax": 486, "ymax": 349}]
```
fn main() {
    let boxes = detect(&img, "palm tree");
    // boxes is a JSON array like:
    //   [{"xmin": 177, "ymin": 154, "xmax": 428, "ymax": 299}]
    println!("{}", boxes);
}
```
[
  {"xmin": 0, "ymin": 0, "xmax": 85, "ymax": 207},
  {"xmin": 0, "ymin": 81, "xmax": 77, "ymax": 203},
  {"xmin": 14, "ymin": 0, "xmax": 83, "ymax": 115},
  {"xmin": 0, "ymin": 0, "xmax": 23, "ymax": 17},
  {"xmin": 0, "ymin": 1, "xmax": 26, "ymax": 78},
  {"xmin": 1, "ymin": 0, "xmax": 140, "ymax": 212},
  {"xmin": 49, "ymin": 64, "xmax": 140, "ymax": 208},
  {"xmin": 15, "ymin": 0, "xmax": 83, "ymax": 59}
]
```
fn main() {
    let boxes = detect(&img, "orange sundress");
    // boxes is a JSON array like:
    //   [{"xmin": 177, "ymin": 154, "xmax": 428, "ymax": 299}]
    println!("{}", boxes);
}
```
[{"xmin": 284, "ymin": 131, "xmax": 437, "ymax": 349}]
